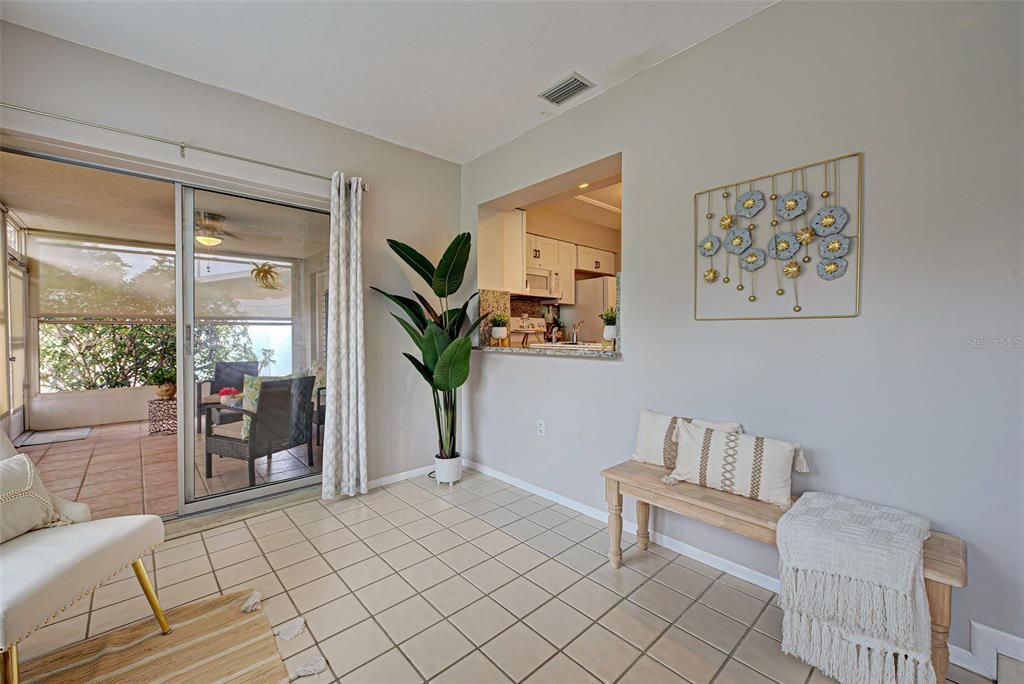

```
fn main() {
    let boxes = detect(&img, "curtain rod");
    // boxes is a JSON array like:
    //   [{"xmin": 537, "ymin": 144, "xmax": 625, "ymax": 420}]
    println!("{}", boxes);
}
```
[{"xmin": 0, "ymin": 102, "xmax": 368, "ymax": 191}]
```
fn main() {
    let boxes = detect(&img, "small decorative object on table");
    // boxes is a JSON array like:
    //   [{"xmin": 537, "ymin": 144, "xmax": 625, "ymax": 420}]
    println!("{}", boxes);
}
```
[
  {"xmin": 489, "ymin": 313, "xmax": 509, "ymax": 347},
  {"xmin": 599, "ymin": 307, "xmax": 617, "ymax": 350},
  {"xmin": 218, "ymin": 387, "xmax": 241, "ymax": 407},
  {"xmin": 149, "ymin": 367, "xmax": 177, "ymax": 399}
]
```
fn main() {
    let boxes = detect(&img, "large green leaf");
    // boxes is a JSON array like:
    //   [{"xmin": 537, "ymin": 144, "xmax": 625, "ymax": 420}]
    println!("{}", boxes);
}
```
[
  {"xmin": 433, "ymin": 337, "xmax": 472, "ymax": 391},
  {"xmin": 403, "ymin": 353, "xmax": 435, "ymax": 388},
  {"xmin": 432, "ymin": 233, "xmax": 472, "ymax": 298},
  {"xmin": 392, "ymin": 313, "xmax": 423, "ymax": 351},
  {"xmin": 371, "ymin": 287, "xmax": 427, "ymax": 331},
  {"xmin": 387, "ymin": 239, "xmax": 435, "ymax": 289},
  {"xmin": 442, "ymin": 292, "xmax": 479, "ymax": 337},
  {"xmin": 421, "ymin": 322, "xmax": 451, "ymax": 372},
  {"xmin": 464, "ymin": 311, "xmax": 489, "ymax": 339},
  {"xmin": 414, "ymin": 291, "xmax": 442, "ymax": 324}
]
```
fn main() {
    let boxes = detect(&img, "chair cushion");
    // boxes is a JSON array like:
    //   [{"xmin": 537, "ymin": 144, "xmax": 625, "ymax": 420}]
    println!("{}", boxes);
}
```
[
  {"xmin": 0, "ymin": 514, "xmax": 164, "ymax": 648},
  {"xmin": 211, "ymin": 421, "xmax": 244, "ymax": 440},
  {"xmin": 0, "ymin": 454, "xmax": 66, "ymax": 543},
  {"xmin": 199, "ymin": 393, "xmax": 221, "ymax": 405}
]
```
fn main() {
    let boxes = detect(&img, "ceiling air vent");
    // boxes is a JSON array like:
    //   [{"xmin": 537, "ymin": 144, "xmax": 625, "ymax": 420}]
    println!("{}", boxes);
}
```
[{"xmin": 539, "ymin": 72, "xmax": 594, "ymax": 106}]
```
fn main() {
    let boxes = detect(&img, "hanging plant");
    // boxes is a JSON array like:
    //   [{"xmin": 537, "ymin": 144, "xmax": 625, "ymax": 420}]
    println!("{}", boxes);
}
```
[{"xmin": 250, "ymin": 262, "xmax": 282, "ymax": 290}]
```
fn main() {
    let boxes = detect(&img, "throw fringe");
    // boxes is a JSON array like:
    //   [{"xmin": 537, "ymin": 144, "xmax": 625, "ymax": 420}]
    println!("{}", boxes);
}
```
[
  {"xmin": 289, "ymin": 655, "xmax": 327, "ymax": 680},
  {"xmin": 240, "ymin": 591, "xmax": 263, "ymax": 613},
  {"xmin": 780, "ymin": 567, "xmax": 917, "ymax": 650},
  {"xmin": 783, "ymin": 609, "xmax": 936, "ymax": 684},
  {"xmin": 273, "ymin": 616, "xmax": 307, "ymax": 641}
]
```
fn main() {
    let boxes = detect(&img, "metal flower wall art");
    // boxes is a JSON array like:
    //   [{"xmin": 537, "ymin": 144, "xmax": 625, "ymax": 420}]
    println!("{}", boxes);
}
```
[
  {"xmin": 694, "ymin": 153, "xmax": 862, "ymax": 319},
  {"xmin": 250, "ymin": 261, "xmax": 283, "ymax": 290}
]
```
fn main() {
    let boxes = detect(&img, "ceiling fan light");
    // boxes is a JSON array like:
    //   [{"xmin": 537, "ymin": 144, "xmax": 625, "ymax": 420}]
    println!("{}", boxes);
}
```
[{"xmin": 195, "ymin": 233, "xmax": 222, "ymax": 247}]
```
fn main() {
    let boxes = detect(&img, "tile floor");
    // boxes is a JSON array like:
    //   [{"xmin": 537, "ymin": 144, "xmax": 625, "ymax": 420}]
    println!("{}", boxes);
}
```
[
  {"xmin": 19, "ymin": 468, "xmax": 988, "ymax": 684},
  {"xmin": 21, "ymin": 420, "xmax": 322, "ymax": 518}
]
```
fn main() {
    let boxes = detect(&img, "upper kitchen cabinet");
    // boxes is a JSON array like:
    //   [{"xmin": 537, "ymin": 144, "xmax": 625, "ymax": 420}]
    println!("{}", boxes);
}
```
[
  {"xmin": 576, "ymin": 245, "xmax": 615, "ymax": 275},
  {"xmin": 477, "ymin": 208, "xmax": 526, "ymax": 293},
  {"xmin": 525, "ymin": 233, "xmax": 559, "ymax": 271}
]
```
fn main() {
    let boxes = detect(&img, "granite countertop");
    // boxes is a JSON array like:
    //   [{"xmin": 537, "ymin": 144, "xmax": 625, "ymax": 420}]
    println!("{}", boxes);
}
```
[{"xmin": 476, "ymin": 345, "xmax": 620, "ymax": 359}]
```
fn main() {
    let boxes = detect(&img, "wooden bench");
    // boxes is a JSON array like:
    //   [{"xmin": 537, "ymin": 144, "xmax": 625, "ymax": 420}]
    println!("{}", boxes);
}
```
[{"xmin": 602, "ymin": 461, "xmax": 967, "ymax": 682}]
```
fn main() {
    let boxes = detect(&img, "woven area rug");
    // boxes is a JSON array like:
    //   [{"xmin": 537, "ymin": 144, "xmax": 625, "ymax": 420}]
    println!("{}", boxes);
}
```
[{"xmin": 20, "ymin": 592, "xmax": 288, "ymax": 683}]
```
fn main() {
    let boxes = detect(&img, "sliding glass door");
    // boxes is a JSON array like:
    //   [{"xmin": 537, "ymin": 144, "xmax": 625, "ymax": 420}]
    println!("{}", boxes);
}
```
[{"xmin": 179, "ymin": 186, "xmax": 329, "ymax": 512}]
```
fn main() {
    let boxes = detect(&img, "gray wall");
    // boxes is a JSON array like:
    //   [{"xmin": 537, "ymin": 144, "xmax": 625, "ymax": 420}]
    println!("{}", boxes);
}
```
[
  {"xmin": 0, "ymin": 22, "xmax": 462, "ymax": 481},
  {"xmin": 461, "ymin": 1, "xmax": 1023, "ymax": 647}
]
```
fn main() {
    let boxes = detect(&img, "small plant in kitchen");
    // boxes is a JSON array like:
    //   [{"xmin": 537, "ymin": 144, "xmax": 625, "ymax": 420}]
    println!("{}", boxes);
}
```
[
  {"xmin": 149, "ymin": 367, "xmax": 177, "ymax": 399},
  {"xmin": 489, "ymin": 313, "xmax": 510, "ymax": 341},
  {"xmin": 372, "ymin": 233, "xmax": 485, "ymax": 483},
  {"xmin": 599, "ymin": 307, "xmax": 618, "ymax": 342}
]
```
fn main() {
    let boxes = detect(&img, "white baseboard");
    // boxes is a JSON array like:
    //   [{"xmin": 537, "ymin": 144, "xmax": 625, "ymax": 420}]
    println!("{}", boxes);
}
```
[
  {"xmin": 369, "ymin": 463, "xmax": 435, "ymax": 490},
  {"xmin": 463, "ymin": 459, "xmax": 1023, "ymax": 680}
]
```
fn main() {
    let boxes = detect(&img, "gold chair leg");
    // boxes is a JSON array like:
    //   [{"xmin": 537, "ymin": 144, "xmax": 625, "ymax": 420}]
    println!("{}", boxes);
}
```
[
  {"xmin": 132, "ymin": 559, "xmax": 171, "ymax": 635},
  {"xmin": 2, "ymin": 644, "xmax": 18, "ymax": 684}
]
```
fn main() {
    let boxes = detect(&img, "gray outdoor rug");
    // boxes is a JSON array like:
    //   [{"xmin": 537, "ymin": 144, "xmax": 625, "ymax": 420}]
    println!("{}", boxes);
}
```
[{"xmin": 16, "ymin": 427, "xmax": 92, "ymax": 446}]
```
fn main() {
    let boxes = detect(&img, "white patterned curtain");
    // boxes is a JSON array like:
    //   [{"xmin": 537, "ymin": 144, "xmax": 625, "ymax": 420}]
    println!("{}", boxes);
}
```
[{"xmin": 322, "ymin": 173, "xmax": 367, "ymax": 498}]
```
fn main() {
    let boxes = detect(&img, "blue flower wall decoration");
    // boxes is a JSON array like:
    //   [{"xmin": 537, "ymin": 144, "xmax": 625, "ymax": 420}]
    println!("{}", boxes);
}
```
[
  {"xmin": 698, "ymin": 235, "xmax": 721, "ymax": 257},
  {"xmin": 740, "ymin": 248, "xmax": 766, "ymax": 272},
  {"xmin": 775, "ymin": 191, "xmax": 808, "ymax": 220},
  {"xmin": 818, "ymin": 234, "xmax": 850, "ymax": 259},
  {"xmin": 769, "ymin": 232, "xmax": 800, "ymax": 260},
  {"xmin": 817, "ymin": 257, "xmax": 848, "ymax": 280},
  {"xmin": 724, "ymin": 227, "xmax": 752, "ymax": 254},
  {"xmin": 735, "ymin": 191, "xmax": 765, "ymax": 219},
  {"xmin": 810, "ymin": 206, "xmax": 849, "ymax": 236}
]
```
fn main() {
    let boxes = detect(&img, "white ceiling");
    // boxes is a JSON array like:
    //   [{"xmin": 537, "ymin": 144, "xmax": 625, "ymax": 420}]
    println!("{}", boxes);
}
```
[{"xmin": 0, "ymin": 1, "xmax": 770, "ymax": 163}]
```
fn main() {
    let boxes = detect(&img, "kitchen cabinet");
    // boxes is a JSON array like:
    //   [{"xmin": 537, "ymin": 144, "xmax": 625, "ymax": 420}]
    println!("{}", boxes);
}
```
[
  {"xmin": 577, "ymin": 245, "xmax": 615, "ymax": 275},
  {"xmin": 526, "ymin": 233, "xmax": 559, "ymax": 270},
  {"xmin": 555, "ymin": 240, "xmax": 576, "ymax": 304},
  {"xmin": 478, "ymin": 209, "xmax": 526, "ymax": 293}
]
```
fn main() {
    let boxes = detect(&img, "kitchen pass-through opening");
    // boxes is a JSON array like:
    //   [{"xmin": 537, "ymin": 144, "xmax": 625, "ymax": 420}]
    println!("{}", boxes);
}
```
[{"xmin": 476, "ymin": 153, "xmax": 621, "ymax": 356}]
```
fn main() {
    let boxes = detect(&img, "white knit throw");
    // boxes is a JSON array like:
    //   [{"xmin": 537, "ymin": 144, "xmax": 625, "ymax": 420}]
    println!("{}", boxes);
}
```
[{"xmin": 777, "ymin": 492, "xmax": 935, "ymax": 684}]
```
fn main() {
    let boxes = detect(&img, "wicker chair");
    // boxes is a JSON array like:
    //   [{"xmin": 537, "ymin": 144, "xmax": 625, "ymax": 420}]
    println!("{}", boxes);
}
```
[
  {"xmin": 196, "ymin": 361, "xmax": 259, "ymax": 433},
  {"xmin": 204, "ymin": 375, "xmax": 316, "ymax": 487},
  {"xmin": 314, "ymin": 386, "xmax": 327, "ymax": 445}
]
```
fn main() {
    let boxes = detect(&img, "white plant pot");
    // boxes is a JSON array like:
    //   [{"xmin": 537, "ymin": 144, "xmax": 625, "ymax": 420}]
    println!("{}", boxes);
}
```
[
  {"xmin": 434, "ymin": 456, "xmax": 462, "ymax": 485},
  {"xmin": 490, "ymin": 326, "xmax": 508, "ymax": 339},
  {"xmin": 603, "ymin": 325, "xmax": 617, "ymax": 341}
]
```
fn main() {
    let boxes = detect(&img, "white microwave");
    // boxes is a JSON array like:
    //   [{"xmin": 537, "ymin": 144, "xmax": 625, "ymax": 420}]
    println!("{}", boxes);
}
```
[{"xmin": 524, "ymin": 266, "xmax": 561, "ymax": 298}]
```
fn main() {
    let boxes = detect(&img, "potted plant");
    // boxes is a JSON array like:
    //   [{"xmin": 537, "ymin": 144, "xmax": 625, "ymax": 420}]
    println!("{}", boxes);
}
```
[
  {"xmin": 489, "ymin": 313, "xmax": 510, "ymax": 340},
  {"xmin": 372, "ymin": 233, "xmax": 484, "ymax": 485},
  {"xmin": 218, "ymin": 387, "xmax": 241, "ymax": 407},
  {"xmin": 599, "ymin": 307, "xmax": 618, "ymax": 341},
  {"xmin": 150, "ymin": 367, "xmax": 177, "ymax": 400}
]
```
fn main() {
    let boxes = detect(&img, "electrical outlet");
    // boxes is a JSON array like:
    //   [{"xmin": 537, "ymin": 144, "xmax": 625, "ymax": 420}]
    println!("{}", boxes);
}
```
[{"xmin": 537, "ymin": 419, "xmax": 546, "ymax": 437}]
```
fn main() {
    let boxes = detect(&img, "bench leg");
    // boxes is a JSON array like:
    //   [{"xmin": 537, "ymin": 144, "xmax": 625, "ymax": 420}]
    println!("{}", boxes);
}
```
[
  {"xmin": 605, "ymin": 478, "xmax": 623, "ymax": 568},
  {"xmin": 2, "ymin": 644, "xmax": 17, "ymax": 684},
  {"xmin": 133, "ymin": 559, "xmax": 171, "ymax": 635},
  {"xmin": 925, "ymin": 578, "xmax": 951, "ymax": 682},
  {"xmin": 636, "ymin": 500, "xmax": 651, "ymax": 551}
]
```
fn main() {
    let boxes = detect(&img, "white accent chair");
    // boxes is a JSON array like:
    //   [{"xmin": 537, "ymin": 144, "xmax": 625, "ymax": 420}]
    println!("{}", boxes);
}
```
[{"xmin": 0, "ymin": 433, "xmax": 171, "ymax": 683}]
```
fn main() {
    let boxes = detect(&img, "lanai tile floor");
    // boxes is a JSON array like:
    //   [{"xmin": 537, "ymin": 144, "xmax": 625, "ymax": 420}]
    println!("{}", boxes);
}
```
[
  {"xmin": 21, "ymin": 420, "xmax": 322, "ymax": 518},
  {"xmin": 18, "ymin": 468, "xmax": 983, "ymax": 684}
]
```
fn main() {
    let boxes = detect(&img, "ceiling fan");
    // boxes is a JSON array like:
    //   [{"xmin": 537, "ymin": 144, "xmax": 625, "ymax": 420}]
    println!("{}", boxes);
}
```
[{"xmin": 194, "ymin": 211, "xmax": 238, "ymax": 247}]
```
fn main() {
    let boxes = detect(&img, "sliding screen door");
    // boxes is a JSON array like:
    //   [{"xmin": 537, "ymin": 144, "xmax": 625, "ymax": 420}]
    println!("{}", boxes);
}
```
[{"xmin": 180, "ymin": 187, "xmax": 329, "ymax": 510}]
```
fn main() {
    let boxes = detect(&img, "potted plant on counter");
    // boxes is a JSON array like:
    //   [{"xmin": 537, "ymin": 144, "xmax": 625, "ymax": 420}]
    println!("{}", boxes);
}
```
[
  {"xmin": 599, "ymin": 307, "xmax": 618, "ymax": 341},
  {"xmin": 489, "ymin": 313, "xmax": 509, "ymax": 341},
  {"xmin": 150, "ymin": 367, "xmax": 177, "ymax": 400},
  {"xmin": 372, "ymin": 233, "xmax": 485, "ymax": 485}
]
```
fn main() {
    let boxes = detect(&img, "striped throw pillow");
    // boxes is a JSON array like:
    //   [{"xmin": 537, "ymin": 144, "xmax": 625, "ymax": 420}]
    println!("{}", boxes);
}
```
[
  {"xmin": 631, "ymin": 409, "xmax": 743, "ymax": 470},
  {"xmin": 668, "ymin": 421, "xmax": 805, "ymax": 509}
]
